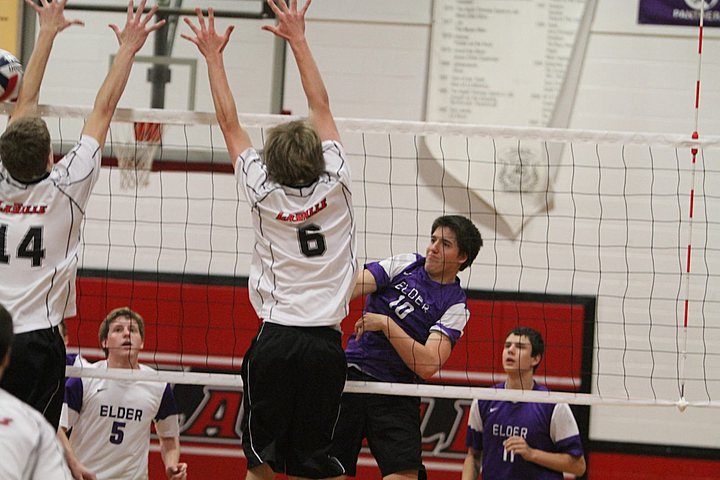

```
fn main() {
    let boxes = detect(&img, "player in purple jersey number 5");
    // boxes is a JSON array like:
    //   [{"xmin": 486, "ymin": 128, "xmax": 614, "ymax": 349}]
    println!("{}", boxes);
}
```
[
  {"xmin": 331, "ymin": 215, "xmax": 482, "ymax": 480},
  {"xmin": 462, "ymin": 327, "xmax": 586, "ymax": 480}
]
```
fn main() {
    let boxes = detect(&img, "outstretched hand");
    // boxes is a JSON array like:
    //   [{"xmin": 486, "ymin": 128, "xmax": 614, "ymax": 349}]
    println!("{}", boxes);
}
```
[
  {"xmin": 25, "ymin": 0, "xmax": 85, "ymax": 34},
  {"xmin": 109, "ymin": 0, "xmax": 166, "ymax": 54},
  {"xmin": 181, "ymin": 8, "xmax": 235, "ymax": 59},
  {"xmin": 261, "ymin": 0, "xmax": 311, "ymax": 44}
]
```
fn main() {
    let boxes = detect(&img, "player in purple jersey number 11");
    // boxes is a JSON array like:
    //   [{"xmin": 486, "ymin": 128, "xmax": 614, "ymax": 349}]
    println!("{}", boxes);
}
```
[{"xmin": 463, "ymin": 327, "xmax": 586, "ymax": 480}]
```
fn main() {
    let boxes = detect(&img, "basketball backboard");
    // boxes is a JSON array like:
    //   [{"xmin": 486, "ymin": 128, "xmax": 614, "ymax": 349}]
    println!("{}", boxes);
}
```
[{"xmin": 64, "ymin": 0, "xmax": 272, "ymax": 19}]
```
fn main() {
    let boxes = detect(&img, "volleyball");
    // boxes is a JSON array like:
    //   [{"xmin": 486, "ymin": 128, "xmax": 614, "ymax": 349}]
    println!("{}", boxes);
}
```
[{"xmin": 0, "ymin": 49, "xmax": 23, "ymax": 102}]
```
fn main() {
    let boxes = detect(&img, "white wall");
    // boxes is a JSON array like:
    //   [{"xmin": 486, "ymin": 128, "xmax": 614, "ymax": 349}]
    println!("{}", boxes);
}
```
[{"xmin": 7, "ymin": 0, "xmax": 720, "ymax": 451}]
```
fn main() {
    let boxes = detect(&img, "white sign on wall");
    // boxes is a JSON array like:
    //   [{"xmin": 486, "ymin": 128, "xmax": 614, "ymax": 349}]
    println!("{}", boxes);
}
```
[{"xmin": 426, "ymin": 0, "xmax": 589, "ymax": 235}]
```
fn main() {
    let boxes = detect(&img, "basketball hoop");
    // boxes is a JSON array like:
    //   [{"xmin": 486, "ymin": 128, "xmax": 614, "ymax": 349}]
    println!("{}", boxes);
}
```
[{"xmin": 116, "ymin": 121, "xmax": 162, "ymax": 190}]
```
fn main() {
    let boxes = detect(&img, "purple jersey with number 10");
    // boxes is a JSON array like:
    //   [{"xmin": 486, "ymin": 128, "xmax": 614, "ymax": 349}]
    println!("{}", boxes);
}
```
[{"xmin": 345, "ymin": 253, "xmax": 469, "ymax": 383}]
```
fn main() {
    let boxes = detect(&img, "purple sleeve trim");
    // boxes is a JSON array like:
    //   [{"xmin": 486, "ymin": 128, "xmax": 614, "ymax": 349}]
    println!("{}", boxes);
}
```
[
  {"xmin": 556, "ymin": 434, "xmax": 584, "ymax": 457},
  {"xmin": 155, "ymin": 384, "xmax": 179, "ymax": 421},
  {"xmin": 64, "ymin": 377, "xmax": 84, "ymax": 413},
  {"xmin": 365, "ymin": 261, "xmax": 389, "ymax": 290},
  {"xmin": 430, "ymin": 324, "xmax": 461, "ymax": 346},
  {"xmin": 466, "ymin": 426, "xmax": 482, "ymax": 450}
]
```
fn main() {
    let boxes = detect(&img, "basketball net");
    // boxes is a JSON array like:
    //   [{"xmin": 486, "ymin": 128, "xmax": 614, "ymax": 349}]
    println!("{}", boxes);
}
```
[{"xmin": 116, "ymin": 121, "xmax": 162, "ymax": 190}]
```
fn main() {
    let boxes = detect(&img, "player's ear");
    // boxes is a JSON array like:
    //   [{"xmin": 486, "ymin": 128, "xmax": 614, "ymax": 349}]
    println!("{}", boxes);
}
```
[
  {"xmin": 531, "ymin": 354, "xmax": 542, "ymax": 369},
  {"xmin": 457, "ymin": 251, "xmax": 468, "ymax": 266},
  {"xmin": 46, "ymin": 149, "xmax": 54, "ymax": 170},
  {"xmin": 0, "ymin": 349, "xmax": 10, "ymax": 370}
]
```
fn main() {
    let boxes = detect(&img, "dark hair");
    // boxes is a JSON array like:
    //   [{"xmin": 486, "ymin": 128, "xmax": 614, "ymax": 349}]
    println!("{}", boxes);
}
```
[
  {"xmin": 0, "ymin": 116, "xmax": 52, "ymax": 182},
  {"xmin": 98, "ymin": 307, "xmax": 145, "ymax": 356},
  {"xmin": 263, "ymin": 120, "xmax": 324, "ymax": 186},
  {"xmin": 431, "ymin": 215, "xmax": 483, "ymax": 271},
  {"xmin": 0, "ymin": 304, "xmax": 14, "ymax": 361},
  {"xmin": 507, "ymin": 326, "xmax": 544, "ymax": 371}
]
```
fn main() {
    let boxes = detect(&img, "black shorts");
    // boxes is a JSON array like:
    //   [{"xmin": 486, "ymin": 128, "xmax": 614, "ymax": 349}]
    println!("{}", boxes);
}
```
[
  {"xmin": 0, "ymin": 325, "xmax": 66, "ymax": 429},
  {"xmin": 331, "ymin": 368, "xmax": 422, "ymax": 477},
  {"xmin": 240, "ymin": 322, "xmax": 347, "ymax": 479}
]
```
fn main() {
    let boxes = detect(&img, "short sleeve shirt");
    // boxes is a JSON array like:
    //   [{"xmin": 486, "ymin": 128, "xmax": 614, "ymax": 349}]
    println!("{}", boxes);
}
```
[
  {"xmin": 0, "ymin": 135, "xmax": 101, "ymax": 333},
  {"xmin": 345, "ymin": 253, "xmax": 470, "ymax": 383},
  {"xmin": 466, "ymin": 382, "xmax": 584, "ymax": 479},
  {"xmin": 235, "ymin": 140, "xmax": 357, "ymax": 327},
  {"xmin": 61, "ymin": 361, "xmax": 180, "ymax": 480},
  {"xmin": 0, "ymin": 389, "xmax": 72, "ymax": 479}
]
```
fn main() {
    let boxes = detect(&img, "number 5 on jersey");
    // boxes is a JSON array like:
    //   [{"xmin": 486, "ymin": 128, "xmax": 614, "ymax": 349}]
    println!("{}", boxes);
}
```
[{"xmin": 109, "ymin": 421, "xmax": 126, "ymax": 444}]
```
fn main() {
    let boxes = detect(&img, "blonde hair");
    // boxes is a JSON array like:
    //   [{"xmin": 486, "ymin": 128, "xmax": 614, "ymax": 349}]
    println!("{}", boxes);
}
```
[{"xmin": 264, "ymin": 120, "xmax": 324, "ymax": 186}]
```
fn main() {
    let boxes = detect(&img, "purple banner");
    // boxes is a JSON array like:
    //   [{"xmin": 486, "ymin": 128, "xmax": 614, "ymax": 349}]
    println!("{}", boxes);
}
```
[{"xmin": 639, "ymin": 0, "xmax": 720, "ymax": 27}]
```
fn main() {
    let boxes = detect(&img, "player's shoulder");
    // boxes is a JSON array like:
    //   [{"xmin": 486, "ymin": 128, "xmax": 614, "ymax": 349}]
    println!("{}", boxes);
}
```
[
  {"xmin": 377, "ymin": 252, "xmax": 420, "ymax": 272},
  {"xmin": 322, "ymin": 139, "xmax": 344, "ymax": 155},
  {"xmin": 138, "ymin": 363, "xmax": 157, "ymax": 372},
  {"xmin": 0, "ymin": 389, "xmax": 50, "ymax": 430}
]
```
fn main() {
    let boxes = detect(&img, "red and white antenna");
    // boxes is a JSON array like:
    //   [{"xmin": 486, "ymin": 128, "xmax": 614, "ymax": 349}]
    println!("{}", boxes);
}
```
[{"xmin": 678, "ymin": 0, "xmax": 706, "ymax": 412}]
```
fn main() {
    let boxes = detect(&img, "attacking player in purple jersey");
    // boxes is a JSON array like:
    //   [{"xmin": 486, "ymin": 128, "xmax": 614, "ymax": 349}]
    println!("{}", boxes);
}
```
[
  {"xmin": 463, "ymin": 327, "xmax": 586, "ymax": 480},
  {"xmin": 331, "ymin": 215, "xmax": 482, "ymax": 480}
]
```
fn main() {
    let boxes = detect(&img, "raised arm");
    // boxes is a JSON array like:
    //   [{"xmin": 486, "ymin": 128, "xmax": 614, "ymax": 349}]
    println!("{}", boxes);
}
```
[
  {"xmin": 182, "ymin": 8, "xmax": 251, "ymax": 166},
  {"xmin": 81, "ymin": 0, "xmax": 165, "ymax": 148},
  {"xmin": 262, "ymin": 0, "xmax": 340, "ymax": 142},
  {"xmin": 9, "ymin": 0, "xmax": 84, "ymax": 123}
]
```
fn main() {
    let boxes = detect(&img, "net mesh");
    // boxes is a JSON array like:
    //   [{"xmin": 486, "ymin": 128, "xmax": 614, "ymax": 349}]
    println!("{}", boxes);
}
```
[{"xmin": 2, "ymin": 104, "xmax": 720, "ymax": 410}]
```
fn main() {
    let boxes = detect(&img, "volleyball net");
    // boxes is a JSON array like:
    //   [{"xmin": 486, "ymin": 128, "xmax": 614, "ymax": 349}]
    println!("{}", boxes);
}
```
[{"xmin": 1, "ymin": 104, "xmax": 719, "ymax": 410}]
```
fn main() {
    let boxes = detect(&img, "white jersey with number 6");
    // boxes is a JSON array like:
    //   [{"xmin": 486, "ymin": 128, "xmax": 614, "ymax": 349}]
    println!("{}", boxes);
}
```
[
  {"xmin": 0, "ymin": 135, "xmax": 101, "ymax": 333},
  {"xmin": 61, "ymin": 361, "xmax": 180, "ymax": 480},
  {"xmin": 236, "ymin": 140, "xmax": 357, "ymax": 327}
]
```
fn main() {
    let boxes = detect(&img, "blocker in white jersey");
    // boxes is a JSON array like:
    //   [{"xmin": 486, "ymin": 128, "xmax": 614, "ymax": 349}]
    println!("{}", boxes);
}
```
[
  {"xmin": 0, "ymin": 135, "xmax": 101, "ymax": 333},
  {"xmin": 463, "ymin": 327, "xmax": 586, "ymax": 480},
  {"xmin": 0, "ymin": 0, "xmax": 166, "ymax": 431},
  {"xmin": 62, "ymin": 361, "xmax": 180, "ymax": 480},
  {"xmin": 236, "ymin": 139, "xmax": 356, "ymax": 327},
  {"xmin": 184, "ymin": 2, "xmax": 355, "ymax": 477}
]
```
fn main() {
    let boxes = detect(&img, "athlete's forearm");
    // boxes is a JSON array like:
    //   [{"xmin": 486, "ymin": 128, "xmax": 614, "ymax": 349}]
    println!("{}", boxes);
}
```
[
  {"xmin": 383, "ymin": 322, "xmax": 451, "ymax": 380},
  {"xmin": 159, "ymin": 435, "xmax": 188, "ymax": 480},
  {"xmin": 526, "ymin": 449, "xmax": 586, "ymax": 477},
  {"xmin": 205, "ymin": 55, "xmax": 251, "ymax": 161},
  {"xmin": 461, "ymin": 449, "xmax": 482, "ymax": 480},
  {"xmin": 11, "ymin": 28, "xmax": 57, "ymax": 119}
]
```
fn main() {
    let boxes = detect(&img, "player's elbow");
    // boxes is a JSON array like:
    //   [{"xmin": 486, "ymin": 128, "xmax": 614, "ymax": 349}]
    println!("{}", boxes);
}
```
[{"xmin": 415, "ymin": 363, "xmax": 441, "ymax": 381}]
